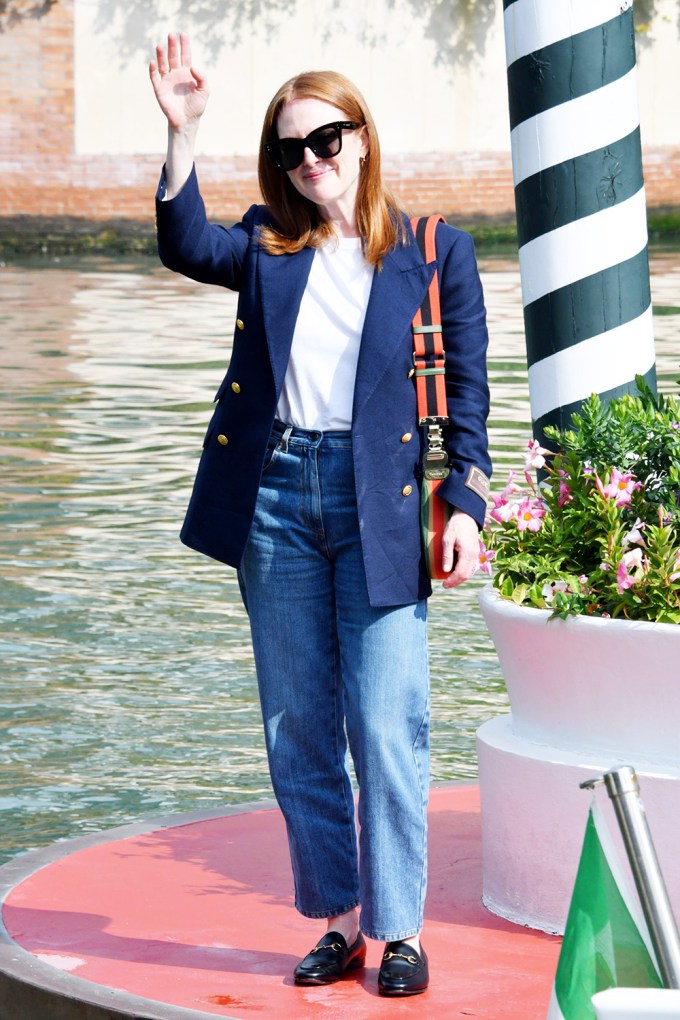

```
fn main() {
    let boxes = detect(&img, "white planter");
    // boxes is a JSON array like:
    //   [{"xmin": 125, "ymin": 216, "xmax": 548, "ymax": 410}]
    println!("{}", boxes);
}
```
[
  {"xmin": 592, "ymin": 988, "xmax": 680, "ymax": 1019},
  {"xmin": 476, "ymin": 584, "xmax": 680, "ymax": 934}
]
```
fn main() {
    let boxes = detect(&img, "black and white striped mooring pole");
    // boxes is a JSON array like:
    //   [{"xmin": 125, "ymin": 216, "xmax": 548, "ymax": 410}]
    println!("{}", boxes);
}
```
[{"xmin": 503, "ymin": 0, "xmax": 657, "ymax": 445}]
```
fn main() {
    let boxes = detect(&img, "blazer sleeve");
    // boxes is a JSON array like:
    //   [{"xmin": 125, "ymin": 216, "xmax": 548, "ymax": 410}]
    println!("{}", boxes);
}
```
[
  {"xmin": 155, "ymin": 165, "xmax": 258, "ymax": 290},
  {"xmin": 434, "ymin": 225, "xmax": 492, "ymax": 528}
]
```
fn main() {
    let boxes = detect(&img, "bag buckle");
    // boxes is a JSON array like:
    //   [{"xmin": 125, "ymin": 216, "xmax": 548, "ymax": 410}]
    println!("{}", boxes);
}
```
[{"xmin": 422, "ymin": 422, "xmax": 450, "ymax": 481}]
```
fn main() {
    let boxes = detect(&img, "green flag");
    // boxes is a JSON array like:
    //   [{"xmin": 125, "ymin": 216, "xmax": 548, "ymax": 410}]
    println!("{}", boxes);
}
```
[{"xmin": 547, "ymin": 801, "xmax": 662, "ymax": 1019}]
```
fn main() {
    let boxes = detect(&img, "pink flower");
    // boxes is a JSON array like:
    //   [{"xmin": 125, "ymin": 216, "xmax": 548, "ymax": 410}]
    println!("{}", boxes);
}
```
[
  {"xmin": 603, "ymin": 468, "xmax": 642, "ymax": 507},
  {"xmin": 502, "ymin": 470, "xmax": 523, "ymax": 498},
  {"xmin": 658, "ymin": 505, "xmax": 674, "ymax": 528},
  {"xmin": 617, "ymin": 548, "xmax": 644, "ymax": 593},
  {"xmin": 617, "ymin": 560, "xmax": 636, "ymax": 593},
  {"xmin": 542, "ymin": 580, "xmax": 569, "ymax": 602},
  {"xmin": 478, "ymin": 541, "xmax": 495, "ymax": 575},
  {"xmin": 524, "ymin": 439, "xmax": 552, "ymax": 471},
  {"xmin": 489, "ymin": 497, "xmax": 520, "ymax": 524},
  {"xmin": 670, "ymin": 550, "xmax": 680, "ymax": 583},
  {"xmin": 515, "ymin": 498, "xmax": 545, "ymax": 532},
  {"xmin": 622, "ymin": 548, "xmax": 644, "ymax": 570},
  {"xmin": 558, "ymin": 479, "xmax": 572, "ymax": 506},
  {"xmin": 488, "ymin": 473, "xmax": 525, "ymax": 523},
  {"xmin": 623, "ymin": 518, "xmax": 645, "ymax": 547}
]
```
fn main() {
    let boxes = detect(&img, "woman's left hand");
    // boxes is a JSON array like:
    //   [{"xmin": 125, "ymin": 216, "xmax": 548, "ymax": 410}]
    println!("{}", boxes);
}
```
[{"xmin": 441, "ymin": 510, "xmax": 480, "ymax": 589}]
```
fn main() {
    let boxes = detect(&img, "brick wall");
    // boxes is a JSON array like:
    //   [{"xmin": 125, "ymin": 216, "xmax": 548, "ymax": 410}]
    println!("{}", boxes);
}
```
[
  {"xmin": 641, "ymin": 148, "xmax": 680, "ymax": 209},
  {"xmin": 1, "ymin": 3, "xmax": 678, "ymax": 225},
  {"xmin": 0, "ymin": 1, "xmax": 74, "ymax": 167}
]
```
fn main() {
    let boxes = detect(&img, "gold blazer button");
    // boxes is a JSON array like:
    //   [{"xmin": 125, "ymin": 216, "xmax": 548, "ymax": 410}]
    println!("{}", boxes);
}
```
[
  {"xmin": 217, "ymin": 434, "xmax": 229, "ymax": 446},
  {"xmin": 402, "ymin": 484, "xmax": 413, "ymax": 497},
  {"xmin": 231, "ymin": 382, "xmax": 241, "ymax": 393},
  {"xmin": 401, "ymin": 432, "xmax": 412, "ymax": 443},
  {"xmin": 236, "ymin": 318, "xmax": 245, "ymax": 330}
]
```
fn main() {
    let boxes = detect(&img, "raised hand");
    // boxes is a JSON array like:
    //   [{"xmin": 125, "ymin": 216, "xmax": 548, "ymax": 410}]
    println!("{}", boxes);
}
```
[{"xmin": 149, "ymin": 32, "xmax": 209, "ymax": 132}]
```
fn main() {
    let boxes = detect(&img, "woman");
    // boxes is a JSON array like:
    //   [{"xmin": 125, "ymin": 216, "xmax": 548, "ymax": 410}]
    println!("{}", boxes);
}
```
[{"xmin": 149, "ymin": 32, "xmax": 491, "ymax": 997}]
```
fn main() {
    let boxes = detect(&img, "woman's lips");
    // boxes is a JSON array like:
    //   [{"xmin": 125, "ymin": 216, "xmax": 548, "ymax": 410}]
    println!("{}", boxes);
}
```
[{"xmin": 303, "ymin": 166, "xmax": 333, "ymax": 181}]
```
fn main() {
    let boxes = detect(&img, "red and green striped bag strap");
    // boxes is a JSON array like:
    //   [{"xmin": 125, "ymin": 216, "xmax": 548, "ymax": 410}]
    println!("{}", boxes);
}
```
[{"xmin": 410, "ymin": 214, "xmax": 453, "ymax": 580}]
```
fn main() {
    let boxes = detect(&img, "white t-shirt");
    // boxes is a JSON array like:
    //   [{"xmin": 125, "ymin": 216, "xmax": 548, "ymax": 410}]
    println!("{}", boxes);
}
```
[{"xmin": 276, "ymin": 236, "xmax": 374, "ymax": 430}]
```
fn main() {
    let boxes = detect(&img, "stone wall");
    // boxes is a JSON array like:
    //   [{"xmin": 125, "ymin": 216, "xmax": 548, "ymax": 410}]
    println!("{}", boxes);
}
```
[{"xmin": 1, "ymin": 1, "xmax": 678, "ymax": 224}]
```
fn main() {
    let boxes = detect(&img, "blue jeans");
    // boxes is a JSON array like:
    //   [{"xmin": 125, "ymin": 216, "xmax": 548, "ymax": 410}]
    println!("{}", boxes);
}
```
[{"xmin": 238, "ymin": 421, "xmax": 430, "ymax": 941}]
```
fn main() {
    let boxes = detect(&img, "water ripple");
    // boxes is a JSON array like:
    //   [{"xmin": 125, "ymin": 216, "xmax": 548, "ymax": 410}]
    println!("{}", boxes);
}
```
[{"xmin": 1, "ymin": 251, "xmax": 678, "ymax": 862}]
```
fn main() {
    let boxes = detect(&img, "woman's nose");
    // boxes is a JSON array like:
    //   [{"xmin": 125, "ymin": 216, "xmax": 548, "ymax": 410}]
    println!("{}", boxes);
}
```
[{"xmin": 301, "ymin": 145, "xmax": 319, "ymax": 166}]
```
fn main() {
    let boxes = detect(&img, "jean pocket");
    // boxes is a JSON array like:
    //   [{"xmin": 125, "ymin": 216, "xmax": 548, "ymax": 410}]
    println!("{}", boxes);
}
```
[{"xmin": 260, "ymin": 436, "xmax": 282, "ymax": 475}]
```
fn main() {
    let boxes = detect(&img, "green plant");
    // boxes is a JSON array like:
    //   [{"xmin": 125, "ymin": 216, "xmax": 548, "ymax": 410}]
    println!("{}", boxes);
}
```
[{"xmin": 480, "ymin": 378, "xmax": 680, "ymax": 623}]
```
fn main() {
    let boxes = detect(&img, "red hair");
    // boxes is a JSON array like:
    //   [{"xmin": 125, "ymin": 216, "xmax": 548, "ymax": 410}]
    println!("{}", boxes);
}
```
[{"xmin": 257, "ymin": 70, "xmax": 406, "ymax": 268}]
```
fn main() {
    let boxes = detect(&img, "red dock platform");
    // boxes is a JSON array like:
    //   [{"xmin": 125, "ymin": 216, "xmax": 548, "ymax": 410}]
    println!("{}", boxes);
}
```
[{"xmin": 0, "ymin": 785, "xmax": 560, "ymax": 1019}]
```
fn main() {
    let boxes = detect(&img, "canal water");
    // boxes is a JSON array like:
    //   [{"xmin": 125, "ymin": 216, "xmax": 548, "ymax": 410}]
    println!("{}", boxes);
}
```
[{"xmin": 1, "ymin": 251, "xmax": 678, "ymax": 865}]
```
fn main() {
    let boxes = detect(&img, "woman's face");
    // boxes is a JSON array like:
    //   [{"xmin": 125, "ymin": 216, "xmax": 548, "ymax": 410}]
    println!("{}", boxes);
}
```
[{"xmin": 276, "ymin": 97, "xmax": 368, "ymax": 226}]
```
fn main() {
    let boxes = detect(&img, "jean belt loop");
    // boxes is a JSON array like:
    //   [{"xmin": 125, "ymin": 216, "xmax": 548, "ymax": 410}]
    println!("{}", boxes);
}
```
[{"xmin": 279, "ymin": 425, "xmax": 293, "ymax": 453}]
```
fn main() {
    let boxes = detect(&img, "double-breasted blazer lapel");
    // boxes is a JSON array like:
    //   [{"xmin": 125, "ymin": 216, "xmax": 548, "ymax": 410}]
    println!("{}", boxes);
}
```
[
  {"xmin": 258, "ymin": 244, "xmax": 315, "ymax": 397},
  {"xmin": 353, "ymin": 236, "xmax": 435, "ymax": 420}
]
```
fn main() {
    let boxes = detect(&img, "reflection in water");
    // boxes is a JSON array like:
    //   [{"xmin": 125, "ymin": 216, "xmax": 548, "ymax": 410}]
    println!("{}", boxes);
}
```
[{"xmin": 1, "ymin": 253, "xmax": 678, "ymax": 863}]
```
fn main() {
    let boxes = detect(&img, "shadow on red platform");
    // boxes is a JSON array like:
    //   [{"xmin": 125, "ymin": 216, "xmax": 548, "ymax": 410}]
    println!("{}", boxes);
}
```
[{"xmin": 0, "ymin": 785, "xmax": 559, "ymax": 1019}]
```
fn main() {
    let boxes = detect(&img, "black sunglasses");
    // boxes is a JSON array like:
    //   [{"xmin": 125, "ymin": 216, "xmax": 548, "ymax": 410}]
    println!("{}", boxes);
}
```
[{"xmin": 265, "ymin": 121, "xmax": 361, "ymax": 172}]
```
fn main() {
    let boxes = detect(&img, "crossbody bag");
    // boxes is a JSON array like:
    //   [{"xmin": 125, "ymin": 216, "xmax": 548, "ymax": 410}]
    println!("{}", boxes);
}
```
[{"xmin": 410, "ymin": 215, "xmax": 453, "ymax": 580}]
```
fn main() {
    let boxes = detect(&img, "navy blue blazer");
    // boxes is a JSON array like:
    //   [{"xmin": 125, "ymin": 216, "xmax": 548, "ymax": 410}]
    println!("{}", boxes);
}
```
[{"xmin": 156, "ymin": 167, "xmax": 491, "ymax": 607}]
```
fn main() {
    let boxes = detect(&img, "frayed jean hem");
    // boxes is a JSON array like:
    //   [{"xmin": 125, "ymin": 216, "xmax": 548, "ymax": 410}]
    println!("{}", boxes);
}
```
[{"xmin": 361, "ymin": 926, "xmax": 422, "ymax": 942}]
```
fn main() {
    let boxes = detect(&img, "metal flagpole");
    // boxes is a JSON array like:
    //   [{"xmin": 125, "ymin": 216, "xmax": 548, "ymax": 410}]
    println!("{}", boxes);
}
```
[
  {"xmin": 581, "ymin": 766, "xmax": 680, "ymax": 989},
  {"xmin": 501, "ymin": 0, "xmax": 657, "ymax": 446}
]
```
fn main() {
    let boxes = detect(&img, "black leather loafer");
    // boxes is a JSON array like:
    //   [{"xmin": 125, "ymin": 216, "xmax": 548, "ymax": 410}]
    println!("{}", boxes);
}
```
[
  {"xmin": 378, "ymin": 940, "xmax": 429, "ymax": 996},
  {"xmin": 294, "ymin": 931, "xmax": 367, "ymax": 985}
]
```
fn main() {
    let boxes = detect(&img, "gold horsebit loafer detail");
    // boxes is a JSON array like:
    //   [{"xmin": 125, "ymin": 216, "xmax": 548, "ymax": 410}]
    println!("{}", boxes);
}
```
[
  {"xmin": 294, "ymin": 931, "xmax": 367, "ymax": 985},
  {"xmin": 383, "ymin": 950, "xmax": 418, "ymax": 964},
  {"xmin": 378, "ymin": 940, "xmax": 429, "ymax": 996}
]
